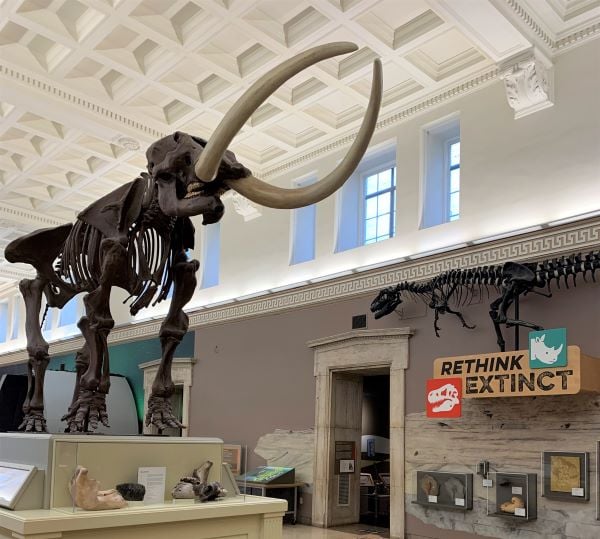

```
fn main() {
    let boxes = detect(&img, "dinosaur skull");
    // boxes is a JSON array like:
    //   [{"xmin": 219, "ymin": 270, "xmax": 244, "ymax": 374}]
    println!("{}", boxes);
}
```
[{"xmin": 370, "ymin": 286, "xmax": 402, "ymax": 319}]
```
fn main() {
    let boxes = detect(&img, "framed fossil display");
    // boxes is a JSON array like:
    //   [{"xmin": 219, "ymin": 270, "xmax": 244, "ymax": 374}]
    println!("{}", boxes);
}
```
[
  {"xmin": 490, "ymin": 472, "xmax": 537, "ymax": 521},
  {"xmin": 413, "ymin": 471, "xmax": 473, "ymax": 510},
  {"xmin": 542, "ymin": 451, "xmax": 589, "ymax": 502}
]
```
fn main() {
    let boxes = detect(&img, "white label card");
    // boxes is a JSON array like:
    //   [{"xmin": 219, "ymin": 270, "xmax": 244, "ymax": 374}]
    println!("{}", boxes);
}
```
[
  {"xmin": 428, "ymin": 495, "xmax": 438, "ymax": 503},
  {"xmin": 339, "ymin": 460, "xmax": 355, "ymax": 473},
  {"xmin": 138, "ymin": 467, "xmax": 166, "ymax": 505},
  {"xmin": 511, "ymin": 486, "xmax": 523, "ymax": 495},
  {"xmin": 483, "ymin": 479, "xmax": 493, "ymax": 488},
  {"xmin": 455, "ymin": 498, "xmax": 465, "ymax": 506},
  {"xmin": 572, "ymin": 487, "xmax": 584, "ymax": 497},
  {"xmin": 514, "ymin": 507, "xmax": 526, "ymax": 517}
]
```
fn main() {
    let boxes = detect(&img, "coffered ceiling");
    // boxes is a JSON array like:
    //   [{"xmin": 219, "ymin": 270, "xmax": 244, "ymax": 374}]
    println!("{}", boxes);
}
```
[{"xmin": 0, "ymin": 0, "xmax": 599, "ymax": 283}]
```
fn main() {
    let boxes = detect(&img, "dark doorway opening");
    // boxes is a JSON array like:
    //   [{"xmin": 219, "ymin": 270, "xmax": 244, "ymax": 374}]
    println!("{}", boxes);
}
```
[{"xmin": 359, "ymin": 374, "xmax": 390, "ymax": 528}]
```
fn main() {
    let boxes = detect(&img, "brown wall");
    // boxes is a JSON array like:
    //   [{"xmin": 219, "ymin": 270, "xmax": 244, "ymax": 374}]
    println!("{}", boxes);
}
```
[{"xmin": 189, "ymin": 274, "xmax": 600, "ymax": 535}]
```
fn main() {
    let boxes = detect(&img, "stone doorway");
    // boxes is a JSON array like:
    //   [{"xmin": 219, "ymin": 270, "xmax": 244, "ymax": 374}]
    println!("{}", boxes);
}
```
[{"xmin": 308, "ymin": 328, "xmax": 412, "ymax": 539}]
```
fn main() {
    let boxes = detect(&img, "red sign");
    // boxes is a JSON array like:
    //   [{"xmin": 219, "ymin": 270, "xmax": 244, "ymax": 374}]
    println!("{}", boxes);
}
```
[{"xmin": 426, "ymin": 377, "xmax": 462, "ymax": 418}]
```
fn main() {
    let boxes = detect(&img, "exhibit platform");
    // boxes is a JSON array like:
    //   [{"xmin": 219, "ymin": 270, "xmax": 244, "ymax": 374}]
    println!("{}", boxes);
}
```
[
  {"xmin": 0, "ymin": 495, "xmax": 287, "ymax": 538},
  {"xmin": 0, "ymin": 433, "xmax": 286, "ymax": 538}
]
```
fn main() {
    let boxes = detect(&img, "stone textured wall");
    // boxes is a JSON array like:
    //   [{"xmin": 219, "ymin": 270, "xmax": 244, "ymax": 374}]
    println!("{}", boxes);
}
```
[{"xmin": 406, "ymin": 394, "xmax": 600, "ymax": 539}]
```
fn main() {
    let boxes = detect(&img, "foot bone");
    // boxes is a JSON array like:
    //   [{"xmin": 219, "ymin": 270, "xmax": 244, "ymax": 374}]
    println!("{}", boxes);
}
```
[
  {"xmin": 62, "ymin": 389, "xmax": 109, "ymax": 432},
  {"xmin": 146, "ymin": 393, "xmax": 184, "ymax": 431}
]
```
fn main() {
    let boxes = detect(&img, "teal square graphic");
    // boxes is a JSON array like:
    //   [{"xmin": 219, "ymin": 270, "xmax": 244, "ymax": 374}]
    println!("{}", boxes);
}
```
[{"xmin": 529, "ymin": 328, "xmax": 567, "ymax": 369}]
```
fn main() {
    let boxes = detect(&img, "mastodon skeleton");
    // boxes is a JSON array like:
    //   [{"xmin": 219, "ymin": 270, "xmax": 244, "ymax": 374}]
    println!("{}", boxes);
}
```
[
  {"xmin": 6, "ymin": 43, "xmax": 383, "ymax": 433},
  {"xmin": 370, "ymin": 252, "xmax": 600, "ymax": 351}
]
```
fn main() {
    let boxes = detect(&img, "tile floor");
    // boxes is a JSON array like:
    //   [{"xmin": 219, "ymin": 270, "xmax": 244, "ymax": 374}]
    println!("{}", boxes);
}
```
[{"xmin": 283, "ymin": 523, "xmax": 389, "ymax": 539}]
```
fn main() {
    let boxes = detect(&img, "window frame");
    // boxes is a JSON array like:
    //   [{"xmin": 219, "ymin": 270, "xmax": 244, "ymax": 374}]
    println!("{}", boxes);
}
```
[
  {"xmin": 289, "ymin": 176, "xmax": 317, "ymax": 265},
  {"xmin": 445, "ymin": 136, "xmax": 460, "ymax": 222},
  {"xmin": 361, "ymin": 160, "xmax": 397, "ymax": 245},
  {"xmin": 420, "ymin": 114, "xmax": 460, "ymax": 229}
]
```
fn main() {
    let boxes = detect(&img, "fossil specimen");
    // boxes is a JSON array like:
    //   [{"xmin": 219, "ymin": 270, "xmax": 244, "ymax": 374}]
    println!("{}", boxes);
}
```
[{"xmin": 70, "ymin": 466, "xmax": 127, "ymax": 511}]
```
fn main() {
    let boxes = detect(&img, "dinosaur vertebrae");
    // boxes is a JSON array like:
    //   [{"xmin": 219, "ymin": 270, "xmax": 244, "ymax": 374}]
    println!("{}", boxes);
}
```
[{"xmin": 392, "ymin": 251, "xmax": 600, "ymax": 298}]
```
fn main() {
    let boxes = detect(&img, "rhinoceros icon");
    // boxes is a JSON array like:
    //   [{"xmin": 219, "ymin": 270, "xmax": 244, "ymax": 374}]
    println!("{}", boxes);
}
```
[{"xmin": 530, "ymin": 334, "xmax": 564, "ymax": 365}]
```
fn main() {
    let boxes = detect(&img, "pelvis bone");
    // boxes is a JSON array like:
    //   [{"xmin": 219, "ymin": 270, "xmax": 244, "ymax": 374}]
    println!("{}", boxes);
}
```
[{"xmin": 70, "ymin": 466, "xmax": 128, "ymax": 511}]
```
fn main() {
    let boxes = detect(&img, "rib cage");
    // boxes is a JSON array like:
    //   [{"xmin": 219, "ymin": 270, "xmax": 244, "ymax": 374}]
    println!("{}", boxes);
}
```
[{"xmin": 53, "ymin": 190, "xmax": 177, "ymax": 315}]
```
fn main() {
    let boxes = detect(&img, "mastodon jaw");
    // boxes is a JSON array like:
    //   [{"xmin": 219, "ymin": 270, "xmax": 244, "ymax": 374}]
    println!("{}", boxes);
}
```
[
  {"xmin": 223, "ymin": 58, "xmax": 383, "ymax": 209},
  {"xmin": 194, "ymin": 42, "xmax": 359, "ymax": 183}
]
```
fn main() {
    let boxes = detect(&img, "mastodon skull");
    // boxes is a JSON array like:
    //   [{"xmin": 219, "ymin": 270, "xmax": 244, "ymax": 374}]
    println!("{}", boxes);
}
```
[{"xmin": 147, "ymin": 42, "xmax": 382, "ymax": 217}]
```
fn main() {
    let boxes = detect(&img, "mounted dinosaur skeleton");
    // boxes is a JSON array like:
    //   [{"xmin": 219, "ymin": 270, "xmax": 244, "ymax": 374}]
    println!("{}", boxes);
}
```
[
  {"xmin": 370, "ymin": 251, "xmax": 600, "ymax": 351},
  {"xmin": 6, "ymin": 43, "xmax": 383, "ymax": 433}
]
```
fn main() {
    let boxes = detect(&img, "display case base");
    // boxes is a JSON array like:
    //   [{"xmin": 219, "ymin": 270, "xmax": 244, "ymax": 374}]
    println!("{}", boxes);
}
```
[{"xmin": 0, "ymin": 495, "xmax": 286, "ymax": 539}]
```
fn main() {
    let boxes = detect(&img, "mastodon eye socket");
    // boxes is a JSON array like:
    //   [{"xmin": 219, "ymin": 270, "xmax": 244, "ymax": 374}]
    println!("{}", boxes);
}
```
[
  {"xmin": 184, "ymin": 153, "xmax": 192, "ymax": 166},
  {"xmin": 148, "ymin": 162, "xmax": 154, "ymax": 170},
  {"xmin": 173, "ymin": 132, "xmax": 181, "ymax": 142}
]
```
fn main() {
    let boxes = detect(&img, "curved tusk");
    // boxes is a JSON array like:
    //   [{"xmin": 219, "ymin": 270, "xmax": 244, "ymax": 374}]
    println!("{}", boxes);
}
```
[
  {"xmin": 195, "ymin": 42, "xmax": 359, "ymax": 182},
  {"xmin": 224, "ymin": 58, "xmax": 383, "ymax": 209}
]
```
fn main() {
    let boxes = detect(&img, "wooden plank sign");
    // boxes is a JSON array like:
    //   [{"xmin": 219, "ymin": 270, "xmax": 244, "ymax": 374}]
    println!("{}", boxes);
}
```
[{"xmin": 433, "ymin": 346, "xmax": 600, "ymax": 398}]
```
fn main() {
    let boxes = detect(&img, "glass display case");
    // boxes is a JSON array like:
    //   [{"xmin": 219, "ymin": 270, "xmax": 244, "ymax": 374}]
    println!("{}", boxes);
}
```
[
  {"xmin": 542, "ymin": 451, "xmax": 589, "ymax": 502},
  {"xmin": 488, "ymin": 472, "xmax": 537, "ymax": 521},
  {"xmin": 0, "ymin": 433, "xmax": 250, "ymax": 512},
  {"xmin": 0, "ymin": 434, "xmax": 286, "ymax": 539},
  {"xmin": 413, "ymin": 470, "xmax": 473, "ymax": 510}
]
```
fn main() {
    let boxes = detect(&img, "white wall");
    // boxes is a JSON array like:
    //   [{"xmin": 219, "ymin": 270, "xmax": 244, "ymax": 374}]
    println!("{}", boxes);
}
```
[{"xmin": 184, "ymin": 38, "xmax": 600, "ymax": 311}]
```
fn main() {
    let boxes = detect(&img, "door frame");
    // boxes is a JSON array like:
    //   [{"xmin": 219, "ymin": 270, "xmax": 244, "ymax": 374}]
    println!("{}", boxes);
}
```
[{"xmin": 308, "ymin": 328, "xmax": 412, "ymax": 539}]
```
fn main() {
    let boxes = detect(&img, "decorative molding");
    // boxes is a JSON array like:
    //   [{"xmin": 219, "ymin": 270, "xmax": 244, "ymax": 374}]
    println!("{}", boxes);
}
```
[
  {"xmin": 505, "ymin": 0, "xmax": 600, "ymax": 53},
  {"xmin": 114, "ymin": 136, "xmax": 141, "ymax": 151},
  {"xmin": 0, "ymin": 265, "xmax": 34, "ymax": 282},
  {"xmin": 230, "ymin": 192, "xmax": 262, "ymax": 221},
  {"xmin": 500, "ymin": 51, "xmax": 554, "ymax": 118},
  {"xmin": 0, "ymin": 62, "xmax": 165, "ymax": 141},
  {"xmin": 0, "ymin": 203, "xmax": 64, "ymax": 227},
  {"xmin": 1, "ymin": 217, "xmax": 599, "ymax": 366},
  {"xmin": 505, "ymin": 0, "xmax": 555, "ymax": 50},
  {"xmin": 555, "ymin": 21, "xmax": 600, "ymax": 50},
  {"xmin": 262, "ymin": 67, "xmax": 500, "ymax": 179}
]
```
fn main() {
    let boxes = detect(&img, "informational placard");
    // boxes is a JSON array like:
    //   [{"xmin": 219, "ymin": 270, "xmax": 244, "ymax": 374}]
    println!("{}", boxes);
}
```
[
  {"xmin": 572, "ymin": 487, "xmax": 584, "ymax": 497},
  {"xmin": 512, "ymin": 486, "xmax": 523, "ymax": 495},
  {"xmin": 339, "ymin": 459, "xmax": 355, "ymax": 473},
  {"xmin": 428, "ymin": 495, "xmax": 438, "ymax": 503},
  {"xmin": 239, "ymin": 466, "xmax": 294, "ymax": 484},
  {"xmin": 0, "ymin": 464, "xmax": 36, "ymax": 509},
  {"xmin": 335, "ymin": 441, "xmax": 356, "ymax": 475},
  {"xmin": 138, "ymin": 467, "xmax": 166, "ymax": 505},
  {"xmin": 433, "ymin": 346, "xmax": 585, "ymax": 398},
  {"xmin": 455, "ymin": 497, "xmax": 465, "ymax": 506},
  {"xmin": 515, "ymin": 507, "xmax": 526, "ymax": 517},
  {"xmin": 223, "ymin": 444, "xmax": 242, "ymax": 476}
]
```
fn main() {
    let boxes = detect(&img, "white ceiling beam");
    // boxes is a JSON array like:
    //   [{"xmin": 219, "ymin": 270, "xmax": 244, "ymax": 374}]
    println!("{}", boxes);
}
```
[{"xmin": 426, "ymin": 0, "xmax": 533, "ymax": 62}]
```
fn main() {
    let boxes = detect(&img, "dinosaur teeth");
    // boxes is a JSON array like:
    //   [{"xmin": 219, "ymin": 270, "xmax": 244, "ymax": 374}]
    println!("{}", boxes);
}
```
[{"xmin": 184, "ymin": 191, "xmax": 201, "ymax": 199}]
